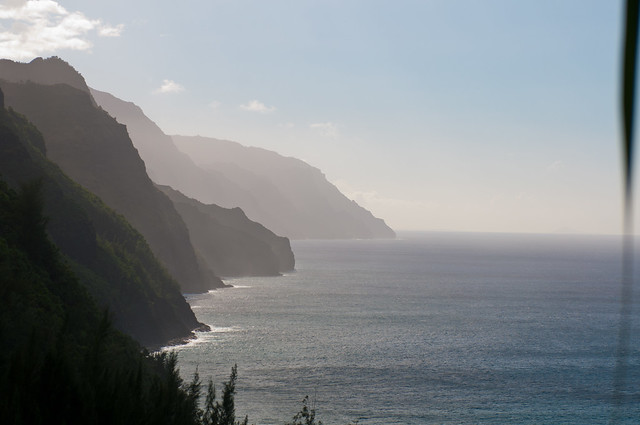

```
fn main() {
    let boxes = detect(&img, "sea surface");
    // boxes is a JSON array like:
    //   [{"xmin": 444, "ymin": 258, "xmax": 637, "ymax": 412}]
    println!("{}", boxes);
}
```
[{"xmin": 168, "ymin": 232, "xmax": 640, "ymax": 424}]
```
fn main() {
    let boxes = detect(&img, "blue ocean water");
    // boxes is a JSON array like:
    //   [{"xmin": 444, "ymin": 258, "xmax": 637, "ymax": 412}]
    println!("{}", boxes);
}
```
[{"xmin": 169, "ymin": 232, "xmax": 640, "ymax": 424}]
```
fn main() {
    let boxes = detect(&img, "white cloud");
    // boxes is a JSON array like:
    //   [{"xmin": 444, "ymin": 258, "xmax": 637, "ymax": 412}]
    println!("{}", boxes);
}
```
[
  {"xmin": 240, "ymin": 99, "xmax": 276, "ymax": 114},
  {"xmin": 209, "ymin": 100, "xmax": 221, "ymax": 109},
  {"xmin": 310, "ymin": 121, "xmax": 339, "ymax": 138},
  {"xmin": 0, "ymin": 1, "xmax": 123, "ymax": 61},
  {"xmin": 98, "ymin": 23, "xmax": 124, "ymax": 37},
  {"xmin": 278, "ymin": 122, "xmax": 294, "ymax": 129},
  {"xmin": 154, "ymin": 79, "xmax": 184, "ymax": 94}
]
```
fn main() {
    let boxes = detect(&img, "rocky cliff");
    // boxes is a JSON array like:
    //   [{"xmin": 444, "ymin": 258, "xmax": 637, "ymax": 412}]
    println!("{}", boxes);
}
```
[{"xmin": 0, "ymin": 58, "xmax": 223, "ymax": 293}]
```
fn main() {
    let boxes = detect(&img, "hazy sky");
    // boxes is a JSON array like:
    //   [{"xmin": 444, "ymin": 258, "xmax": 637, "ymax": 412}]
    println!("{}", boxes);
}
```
[{"xmin": 0, "ymin": 0, "xmax": 628, "ymax": 234}]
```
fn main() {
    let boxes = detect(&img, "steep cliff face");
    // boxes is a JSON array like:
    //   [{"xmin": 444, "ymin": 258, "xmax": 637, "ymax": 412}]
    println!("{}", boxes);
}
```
[
  {"xmin": 0, "ymin": 60, "xmax": 223, "ymax": 293},
  {"xmin": 173, "ymin": 135, "xmax": 396, "ymax": 239},
  {"xmin": 90, "ymin": 88, "xmax": 395, "ymax": 239},
  {"xmin": 0, "ymin": 102, "xmax": 203, "ymax": 348},
  {"xmin": 158, "ymin": 185, "xmax": 295, "ymax": 277}
]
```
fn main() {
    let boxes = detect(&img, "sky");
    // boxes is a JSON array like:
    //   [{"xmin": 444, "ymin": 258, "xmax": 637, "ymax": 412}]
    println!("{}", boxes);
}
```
[{"xmin": 0, "ymin": 0, "xmax": 628, "ymax": 234}]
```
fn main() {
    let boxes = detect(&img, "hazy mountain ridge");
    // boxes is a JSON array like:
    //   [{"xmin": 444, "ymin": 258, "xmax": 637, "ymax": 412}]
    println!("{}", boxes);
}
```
[
  {"xmin": 0, "ymin": 98, "xmax": 203, "ymax": 348},
  {"xmin": 174, "ymin": 135, "xmax": 396, "ymax": 239},
  {"xmin": 0, "ymin": 56, "xmax": 93, "ymax": 99},
  {"xmin": 89, "ymin": 87, "xmax": 395, "ymax": 239},
  {"xmin": 89, "ymin": 88, "xmax": 261, "ymax": 212},
  {"xmin": 90, "ymin": 87, "xmax": 295, "ymax": 278},
  {"xmin": 158, "ymin": 184, "xmax": 295, "ymax": 277},
  {"xmin": 0, "ymin": 61, "xmax": 223, "ymax": 293}
]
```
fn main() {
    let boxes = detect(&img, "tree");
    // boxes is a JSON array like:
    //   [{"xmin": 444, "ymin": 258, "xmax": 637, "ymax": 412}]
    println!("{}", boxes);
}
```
[
  {"xmin": 285, "ymin": 396, "xmax": 323, "ymax": 425},
  {"xmin": 200, "ymin": 365, "xmax": 247, "ymax": 425}
]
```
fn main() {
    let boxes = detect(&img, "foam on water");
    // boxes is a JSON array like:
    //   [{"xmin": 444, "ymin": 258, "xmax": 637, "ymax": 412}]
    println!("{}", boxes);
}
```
[{"xmin": 161, "ymin": 326, "xmax": 240, "ymax": 352}]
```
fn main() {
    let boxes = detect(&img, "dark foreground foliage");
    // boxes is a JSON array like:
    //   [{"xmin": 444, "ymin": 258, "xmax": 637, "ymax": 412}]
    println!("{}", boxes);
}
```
[
  {"xmin": 0, "ymin": 177, "xmax": 251, "ymax": 425},
  {"xmin": 0, "ymin": 99, "xmax": 203, "ymax": 348},
  {"xmin": 0, "ymin": 177, "xmax": 204, "ymax": 425}
]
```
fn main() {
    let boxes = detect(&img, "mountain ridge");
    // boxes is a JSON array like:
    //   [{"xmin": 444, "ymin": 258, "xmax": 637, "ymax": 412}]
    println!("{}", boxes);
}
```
[
  {"xmin": 0, "ymin": 98, "xmax": 204, "ymax": 348},
  {"xmin": 89, "ymin": 87, "xmax": 395, "ymax": 239},
  {"xmin": 0, "ymin": 59, "xmax": 224, "ymax": 293},
  {"xmin": 173, "ymin": 134, "xmax": 396, "ymax": 239}
]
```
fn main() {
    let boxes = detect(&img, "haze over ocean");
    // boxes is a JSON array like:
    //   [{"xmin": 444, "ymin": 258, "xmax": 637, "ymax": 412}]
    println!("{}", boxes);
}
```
[{"xmin": 168, "ymin": 232, "xmax": 639, "ymax": 424}]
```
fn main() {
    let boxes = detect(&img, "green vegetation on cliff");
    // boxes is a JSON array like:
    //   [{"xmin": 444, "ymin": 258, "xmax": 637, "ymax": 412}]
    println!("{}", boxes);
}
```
[
  {"xmin": 0, "ymin": 178, "xmax": 184, "ymax": 424},
  {"xmin": 0, "ymin": 174, "xmax": 251, "ymax": 425},
  {"xmin": 0, "ymin": 73, "xmax": 222, "ymax": 293},
  {"xmin": 0, "ymin": 96, "xmax": 202, "ymax": 348}
]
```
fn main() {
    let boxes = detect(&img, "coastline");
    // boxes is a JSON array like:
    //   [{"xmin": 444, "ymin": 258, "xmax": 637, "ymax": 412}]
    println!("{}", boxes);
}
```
[{"xmin": 149, "ymin": 322, "xmax": 212, "ymax": 353}]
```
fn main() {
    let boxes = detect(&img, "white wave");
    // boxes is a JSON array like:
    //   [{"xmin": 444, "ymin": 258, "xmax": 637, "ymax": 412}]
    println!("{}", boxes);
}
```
[{"xmin": 160, "ymin": 326, "xmax": 239, "ymax": 352}]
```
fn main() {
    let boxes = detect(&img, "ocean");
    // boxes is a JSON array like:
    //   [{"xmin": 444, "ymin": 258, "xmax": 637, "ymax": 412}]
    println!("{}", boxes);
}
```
[{"xmin": 168, "ymin": 232, "xmax": 640, "ymax": 424}]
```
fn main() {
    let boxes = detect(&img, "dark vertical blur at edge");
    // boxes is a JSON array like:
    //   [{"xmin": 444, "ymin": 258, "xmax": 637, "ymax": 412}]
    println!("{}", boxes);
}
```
[{"xmin": 611, "ymin": 1, "xmax": 638, "ymax": 423}]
